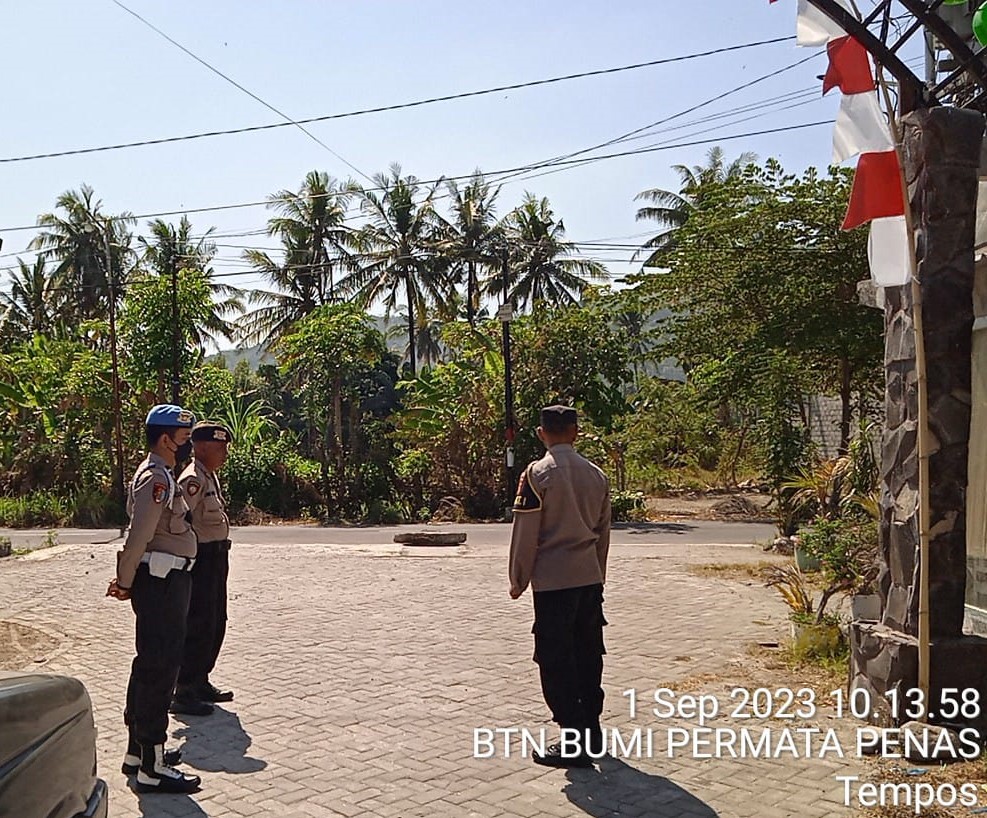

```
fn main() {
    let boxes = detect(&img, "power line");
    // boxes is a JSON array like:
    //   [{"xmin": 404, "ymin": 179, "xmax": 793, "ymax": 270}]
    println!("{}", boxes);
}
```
[
  {"xmin": 0, "ymin": 36, "xmax": 794, "ymax": 165},
  {"xmin": 108, "ymin": 0, "xmax": 372, "ymax": 182},
  {"xmin": 492, "ymin": 51, "xmax": 824, "ymax": 188},
  {"xmin": 0, "ymin": 118, "xmax": 830, "ymax": 236}
]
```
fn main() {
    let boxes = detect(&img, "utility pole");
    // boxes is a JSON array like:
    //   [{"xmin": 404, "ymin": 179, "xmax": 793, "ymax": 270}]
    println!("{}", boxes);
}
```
[
  {"xmin": 498, "ymin": 250, "xmax": 516, "ymax": 511},
  {"xmin": 102, "ymin": 223, "xmax": 126, "ymax": 528},
  {"xmin": 171, "ymin": 264, "xmax": 180, "ymax": 404}
]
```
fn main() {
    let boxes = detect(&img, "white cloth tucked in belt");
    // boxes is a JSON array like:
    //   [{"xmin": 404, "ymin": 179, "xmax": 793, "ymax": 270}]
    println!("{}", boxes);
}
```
[{"xmin": 139, "ymin": 552, "xmax": 195, "ymax": 571}]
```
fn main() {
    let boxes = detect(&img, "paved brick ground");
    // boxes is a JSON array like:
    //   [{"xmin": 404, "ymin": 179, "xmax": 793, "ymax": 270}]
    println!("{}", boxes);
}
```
[{"xmin": 0, "ymin": 532, "xmax": 868, "ymax": 817}]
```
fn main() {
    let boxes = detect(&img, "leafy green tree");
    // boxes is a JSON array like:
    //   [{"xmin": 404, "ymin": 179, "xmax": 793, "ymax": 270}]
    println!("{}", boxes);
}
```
[
  {"xmin": 629, "ymin": 159, "xmax": 882, "ymax": 485},
  {"xmin": 278, "ymin": 303, "xmax": 390, "ymax": 513},
  {"xmin": 496, "ymin": 194, "xmax": 607, "ymax": 311},
  {"xmin": 344, "ymin": 164, "xmax": 449, "ymax": 375},
  {"xmin": 31, "ymin": 184, "xmax": 136, "ymax": 324},
  {"xmin": 511, "ymin": 292, "xmax": 633, "ymax": 437},
  {"xmin": 394, "ymin": 322, "xmax": 506, "ymax": 515},
  {"xmin": 239, "ymin": 235, "xmax": 318, "ymax": 347},
  {"xmin": 634, "ymin": 146, "xmax": 757, "ymax": 265},
  {"xmin": 395, "ymin": 298, "xmax": 633, "ymax": 513},
  {"xmin": 118, "ymin": 268, "xmax": 218, "ymax": 402},
  {"xmin": 140, "ymin": 216, "xmax": 244, "ymax": 346},
  {"xmin": 0, "ymin": 336, "xmax": 114, "ymax": 500}
]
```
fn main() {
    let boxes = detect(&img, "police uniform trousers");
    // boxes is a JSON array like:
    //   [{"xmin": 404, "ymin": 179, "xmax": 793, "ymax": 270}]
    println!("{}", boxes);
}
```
[
  {"xmin": 177, "ymin": 539, "xmax": 230, "ymax": 688},
  {"xmin": 532, "ymin": 583, "xmax": 606, "ymax": 736},
  {"xmin": 124, "ymin": 563, "xmax": 192, "ymax": 746}
]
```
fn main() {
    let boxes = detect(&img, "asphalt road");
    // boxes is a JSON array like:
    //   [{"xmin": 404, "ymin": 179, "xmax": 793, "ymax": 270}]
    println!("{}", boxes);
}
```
[{"xmin": 0, "ymin": 519, "xmax": 777, "ymax": 554}]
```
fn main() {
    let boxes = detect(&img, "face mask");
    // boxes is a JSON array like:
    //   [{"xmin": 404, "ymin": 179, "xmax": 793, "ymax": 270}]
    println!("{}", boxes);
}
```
[{"xmin": 175, "ymin": 441, "xmax": 193, "ymax": 463}]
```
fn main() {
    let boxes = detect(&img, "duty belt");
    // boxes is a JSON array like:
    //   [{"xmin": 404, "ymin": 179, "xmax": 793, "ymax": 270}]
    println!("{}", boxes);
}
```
[{"xmin": 139, "ymin": 552, "xmax": 196, "ymax": 571}]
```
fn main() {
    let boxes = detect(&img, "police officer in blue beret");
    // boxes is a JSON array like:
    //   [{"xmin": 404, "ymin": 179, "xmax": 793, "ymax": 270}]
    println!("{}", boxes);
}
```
[{"xmin": 106, "ymin": 404, "xmax": 202, "ymax": 794}]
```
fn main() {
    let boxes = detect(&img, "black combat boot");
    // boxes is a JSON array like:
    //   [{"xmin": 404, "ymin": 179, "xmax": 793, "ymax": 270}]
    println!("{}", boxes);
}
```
[
  {"xmin": 170, "ymin": 685, "xmax": 215, "ymax": 716},
  {"xmin": 194, "ymin": 680, "xmax": 234, "ymax": 703},
  {"xmin": 122, "ymin": 731, "xmax": 181, "ymax": 775},
  {"xmin": 135, "ymin": 743, "xmax": 201, "ymax": 793}
]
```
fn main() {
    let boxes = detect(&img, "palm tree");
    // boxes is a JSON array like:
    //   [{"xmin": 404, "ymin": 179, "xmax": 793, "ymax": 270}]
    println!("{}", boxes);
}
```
[
  {"xmin": 634, "ymin": 147, "xmax": 757, "ymax": 266},
  {"xmin": 237, "ymin": 234, "xmax": 320, "ymax": 348},
  {"xmin": 0, "ymin": 257, "xmax": 67, "ymax": 341},
  {"xmin": 266, "ymin": 170, "xmax": 356, "ymax": 303},
  {"xmin": 140, "ymin": 216, "xmax": 244, "ymax": 348},
  {"xmin": 342, "ymin": 164, "xmax": 449, "ymax": 376},
  {"xmin": 237, "ymin": 172, "xmax": 354, "ymax": 348},
  {"xmin": 31, "ymin": 184, "xmax": 135, "ymax": 323},
  {"xmin": 386, "ymin": 308, "xmax": 447, "ymax": 368},
  {"xmin": 496, "ymin": 193, "xmax": 607, "ymax": 311},
  {"xmin": 437, "ymin": 171, "xmax": 503, "ymax": 326}
]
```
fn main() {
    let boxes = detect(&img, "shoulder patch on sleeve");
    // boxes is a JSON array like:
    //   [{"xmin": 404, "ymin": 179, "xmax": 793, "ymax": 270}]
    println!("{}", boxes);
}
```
[
  {"xmin": 513, "ymin": 468, "xmax": 542, "ymax": 513},
  {"xmin": 152, "ymin": 482, "xmax": 168, "ymax": 504}
]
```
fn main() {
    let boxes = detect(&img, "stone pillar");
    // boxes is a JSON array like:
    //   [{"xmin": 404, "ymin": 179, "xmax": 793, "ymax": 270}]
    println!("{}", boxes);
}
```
[{"xmin": 851, "ymin": 107, "xmax": 987, "ymax": 727}]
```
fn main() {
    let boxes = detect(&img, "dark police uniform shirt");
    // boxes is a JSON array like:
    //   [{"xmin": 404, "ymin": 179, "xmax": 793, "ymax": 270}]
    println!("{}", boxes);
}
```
[
  {"xmin": 509, "ymin": 443, "xmax": 611, "ymax": 595},
  {"xmin": 117, "ymin": 453, "xmax": 197, "ymax": 588}
]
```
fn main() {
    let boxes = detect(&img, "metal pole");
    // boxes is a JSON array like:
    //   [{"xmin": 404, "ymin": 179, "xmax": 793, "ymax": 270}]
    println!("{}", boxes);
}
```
[
  {"xmin": 501, "ymin": 251, "xmax": 516, "ymax": 507},
  {"xmin": 171, "ymin": 264, "xmax": 180, "ymax": 404},
  {"xmin": 103, "ymin": 224, "xmax": 126, "ymax": 530}
]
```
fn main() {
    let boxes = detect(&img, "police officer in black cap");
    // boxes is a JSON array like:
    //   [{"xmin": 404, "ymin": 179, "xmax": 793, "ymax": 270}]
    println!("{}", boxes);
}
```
[
  {"xmin": 509, "ymin": 404, "xmax": 612, "ymax": 768},
  {"xmin": 172, "ymin": 420, "xmax": 235, "ymax": 715},
  {"xmin": 107, "ymin": 404, "xmax": 201, "ymax": 794}
]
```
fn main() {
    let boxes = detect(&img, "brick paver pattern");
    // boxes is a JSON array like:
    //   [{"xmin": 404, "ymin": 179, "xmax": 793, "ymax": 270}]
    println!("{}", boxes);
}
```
[{"xmin": 0, "ymin": 536, "xmax": 866, "ymax": 817}]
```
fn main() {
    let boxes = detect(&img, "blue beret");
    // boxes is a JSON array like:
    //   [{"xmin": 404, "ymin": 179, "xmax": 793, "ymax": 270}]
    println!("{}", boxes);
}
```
[{"xmin": 145, "ymin": 404, "xmax": 195, "ymax": 428}]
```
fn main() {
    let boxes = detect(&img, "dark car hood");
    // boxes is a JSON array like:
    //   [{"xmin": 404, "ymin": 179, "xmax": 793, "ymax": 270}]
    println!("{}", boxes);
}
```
[{"xmin": 0, "ymin": 672, "xmax": 98, "ymax": 818}]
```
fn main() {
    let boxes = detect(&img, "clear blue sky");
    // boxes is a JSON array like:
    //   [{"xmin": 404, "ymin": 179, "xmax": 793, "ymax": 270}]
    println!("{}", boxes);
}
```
[{"xmin": 2, "ymin": 0, "xmax": 876, "ymax": 299}]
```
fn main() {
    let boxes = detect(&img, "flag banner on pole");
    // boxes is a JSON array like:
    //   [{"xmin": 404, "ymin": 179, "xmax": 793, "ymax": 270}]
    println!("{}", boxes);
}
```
[
  {"xmin": 796, "ymin": 0, "xmax": 852, "ymax": 46},
  {"xmin": 824, "ymin": 36, "xmax": 876, "ymax": 95},
  {"xmin": 842, "ymin": 150, "xmax": 905, "ymax": 230},
  {"xmin": 868, "ymin": 215, "xmax": 911, "ymax": 286},
  {"xmin": 833, "ymin": 92, "xmax": 895, "ymax": 163},
  {"xmin": 773, "ymin": 0, "xmax": 910, "ymax": 286}
]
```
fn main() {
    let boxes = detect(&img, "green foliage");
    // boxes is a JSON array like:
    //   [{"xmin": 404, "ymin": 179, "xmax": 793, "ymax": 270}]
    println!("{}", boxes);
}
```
[
  {"xmin": 628, "ymin": 160, "xmax": 884, "ymax": 492},
  {"xmin": 0, "ymin": 491, "xmax": 71, "ymax": 527},
  {"xmin": 223, "ymin": 435, "xmax": 322, "ymax": 518},
  {"xmin": 610, "ymin": 490, "xmax": 645, "ymax": 522},
  {"xmin": 395, "ymin": 324, "xmax": 506, "ymax": 516},
  {"xmin": 798, "ymin": 518, "xmax": 880, "ymax": 598},
  {"xmin": 118, "ymin": 268, "xmax": 217, "ymax": 400},
  {"xmin": 278, "ymin": 303, "xmax": 395, "ymax": 517},
  {"xmin": 511, "ymin": 292, "xmax": 633, "ymax": 435}
]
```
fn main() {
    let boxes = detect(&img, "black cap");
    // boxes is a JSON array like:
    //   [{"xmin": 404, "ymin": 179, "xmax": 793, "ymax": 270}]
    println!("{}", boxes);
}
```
[
  {"xmin": 540, "ymin": 404, "xmax": 577, "ymax": 428},
  {"xmin": 191, "ymin": 421, "xmax": 232, "ymax": 443}
]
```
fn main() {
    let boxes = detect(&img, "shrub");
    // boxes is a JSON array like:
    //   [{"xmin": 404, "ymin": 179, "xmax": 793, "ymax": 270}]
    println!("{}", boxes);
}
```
[
  {"xmin": 797, "ymin": 517, "xmax": 880, "ymax": 620},
  {"xmin": 0, "ymin": 491, "xmax": 71, "ymax": 528},
  {"xmin": 224, "ymin": 436, "xmax": 322, "ymax": 519},
  {"xmin": 611, "ymin": 490, "xmax": 646, "ymax": 522}
]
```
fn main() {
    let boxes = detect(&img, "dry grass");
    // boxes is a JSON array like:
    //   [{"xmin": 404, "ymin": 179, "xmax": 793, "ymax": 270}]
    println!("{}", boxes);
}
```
[
  {"xmin": 686, "ymin": 561, "xmax": 778, "ymax": 582},
  {"xmin": 853, "ymin": 757, "xmax": 987, "ymax": 817}
]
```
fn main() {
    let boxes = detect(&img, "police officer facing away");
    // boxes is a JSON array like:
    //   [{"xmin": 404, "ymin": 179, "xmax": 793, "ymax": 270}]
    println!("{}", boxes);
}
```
[
  {"xmin": 172, "ymin": 421, "xmax": 234, "ymax": 715},
  {"xmin": 509, "ymin": 405, "xmax": 612, "ymax": 768},
  {"xmin": 106, "ymin": 404, "xmax": 202, "ymax": 794}
]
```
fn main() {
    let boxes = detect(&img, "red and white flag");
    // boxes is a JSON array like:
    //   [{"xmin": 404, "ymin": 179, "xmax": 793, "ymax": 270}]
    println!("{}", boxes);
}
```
[
  {"xmin": 796, "ymin": 0, "xmax": 852, "ymax": 46},
  {"xmin": 772, "ymin": 0, "xmax": 910, "ymax": 285}
]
